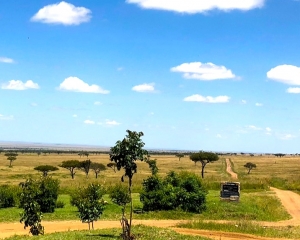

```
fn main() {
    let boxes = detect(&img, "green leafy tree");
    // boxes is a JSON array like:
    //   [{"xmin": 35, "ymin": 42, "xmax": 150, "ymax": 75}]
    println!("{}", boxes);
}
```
[
  {"xmin": 80, "ymin": 159, "xmax": 91, "ymax": 178},
  {"xmin": 176, "ymin": 153, "xmax": 184, "ymax": 161},
  {"xmin": 90, "ymin": 162, "xmax": 106, "ymax": 178},
  {"xmin": 34, "ymin": 165, "xmax": 59, "ymax": 177},
  {"xmin": 189, "ymin": 151, "xmax": 219, "ymax": 178},
  {"xmin": 59, "ymin": 160, "xmax": 81, "ymax": 179},
  {"xmin": 4, "ymin": 152, "xmax": 18, "ymax": 167},
  {"xmin": 19, "ymin": 179, "xmax": 44, "ymax": 236},
  {"xmin": 109, "ymin": 130, "xmax": 148, "ymax": 239},
  {"xmin": 109, "ymin": 183, "xmax": 131, "ymax": 236},
  {"xmin": 244, "ymin": 162, "xmax": 257, "ymax": 174},
  {"xmin": 73, "ymin": 183, "xmax": 105, "ymax": 230}
]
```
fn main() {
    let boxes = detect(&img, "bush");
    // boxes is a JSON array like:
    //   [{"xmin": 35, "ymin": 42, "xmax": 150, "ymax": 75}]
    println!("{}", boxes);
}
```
[
  {"xmin": 109, "ymin": 183, "xmax": 130, "ymax": 207},
  {"xmin": 19, "ymin": 177, "xmax": 60, "ymax": 213},
  {"xmin": 0, "ymin": 185, "xmax": 15, "ymax": 208},
  {"xmin": 37, "ymin": 177, "xmax": 59, "ymax": 213},
  {"xmin": 72, "ymin": 183, "xmax": 106, "ymax": 230},
  {"xmin": 140, "ymin": 171, "xmax": 207, "ymax": 213}
]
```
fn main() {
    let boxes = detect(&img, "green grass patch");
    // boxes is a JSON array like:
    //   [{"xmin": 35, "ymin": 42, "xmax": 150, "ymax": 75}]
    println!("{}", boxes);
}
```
[
  {"xmin": 3, "ymin": 225, "xmax": 209, "ymax": 240},
  {"xmin": 177, "ymin": 220, "xmax": 300, "ymax": 239}
]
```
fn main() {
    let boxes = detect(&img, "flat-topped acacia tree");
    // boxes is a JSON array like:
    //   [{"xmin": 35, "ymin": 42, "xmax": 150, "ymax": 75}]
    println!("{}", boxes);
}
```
[
  {"xmin": 59, "ymin": 160, "xmax": 81, "ymax": 179},
  {"xmin": 4, "ymin": 152, "xmax": 18, "ymax": 167},
  {"xmin": 34, "ymin": 165, "xmax": 59, "ymax": 177},
  {"xmin": 190, "ymin": 151, "xmax": 219, "ymax": 178},
  {"xmin": 109, "ymin": 130, "xmax": 148, "ymax": 239}
]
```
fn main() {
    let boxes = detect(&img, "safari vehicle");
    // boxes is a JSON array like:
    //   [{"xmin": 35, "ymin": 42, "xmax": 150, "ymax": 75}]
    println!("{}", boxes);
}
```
[{"xmin": 220, "ymin": 182, "xmax": 240, "ymax": 201}]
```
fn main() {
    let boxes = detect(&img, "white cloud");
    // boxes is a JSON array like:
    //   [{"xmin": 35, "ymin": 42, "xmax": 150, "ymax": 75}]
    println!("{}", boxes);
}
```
[
  {"xmin": 72, "ymin": 114, "xmax": 78, "ymax": 118},
  {"xmin": 241, "ymin": 100, "xmax": 247, "ymax": 104},
  {"xmin": 94, "ymin": 101, "xmax": 102, "ymax": 105},
  {"xmin": 58, "ymin": 77, "xmax": 109, "ymax": 94},
  {"xmin": 117, "ymin": 67, "xmax": 124, "ymax": 71},
  {"xmin": 267, "ymin": 65, "xmax": 300, "ymax": 85},
  {"xmin": 171, "ymin": 62, "xmax": 236, "ymax": 80},
  {"xmin": 105, "ymin": 120, "xmax": 121, "ymax": 126},
  {"xmin": 84, "ymin": 120, "xmax": 95, "ymax": 124},
  {"xmin": 31, "ymin": 1, "xmax": 91, "ymax": 25},
  {"xmin": 126, "ymin": 0, "xmax": 265, "ymax": 13},
  {"xmin": 184, "ymin": 94, "xmax": 230, "ymax": 103},
  {"xmin": 132, "ymin": 83, "xmax": 155, "ymax": 93},
  {"xmin": 1, "ymin": 80, "xmax": 39, "ymax": 90},
  {"xmin": 0, "ymin": 57, "xmax": 14, "ymax": 63},
  {"xmin": 0, "ymin": 114, "xmax": 14, "ymax": 120},
  {"xmin": 255, "ymin": 103, "xmax": 263, "ymax": 107},
  {"xmin": 216, "ymin": 134, "xmax": 222, "ymax": 138},
  {"xmin": 247, "ymin": 125, "xmax": 262, "ymax": 131},
  {"xmin": 287, "ymin": 87, "xmax": 300, "ymax": 94},
  {"xmin": 280, "ymin": 134, "xmax": 296, "ymax": 140},
  {"xmin": 266, "ymin": 127, "xmax": 272, "ymax": 132}
]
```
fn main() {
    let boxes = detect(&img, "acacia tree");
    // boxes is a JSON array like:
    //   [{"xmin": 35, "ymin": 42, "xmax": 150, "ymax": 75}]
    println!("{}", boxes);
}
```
[
  {"xmin": 244, "ymin": 162, "xmax": 256, "ymax": 174},
  {"xmin": 5, "ymin": 152, "xmax": 18, "ymax": 167},
  {"xmin": 175, "ymin": 153, "xmax": 184, "ymax": 161},
  {"xmin": 90, "ymin": 162, "xmax": 106, "ymax": 179},
  {"xmin": 59, "ymin": 160, "xmax": 81, "ymax": 179},
  {"xmin": 107, "ymin": 162, "xmax": 117, "ymax": 173},
  {"xmin": 80, "ymin": 160, "xmax": 91, "ymax": 178},
  {"xmin": 109, "ymin": 130, "xmax": 148, "ymax": 239},
  {"xmin": 190, "ymin": 151, "xmax": 219, "ymax": 178},
  {"xmin": 34, "ymin": 165, "xmax": 59, "ymax": 177}
]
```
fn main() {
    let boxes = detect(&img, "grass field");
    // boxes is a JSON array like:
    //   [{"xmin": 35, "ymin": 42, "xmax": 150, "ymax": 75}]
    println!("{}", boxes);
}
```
[{"xmin": 1, "ymin": 152, "xmax": 300, "ymax": 239}]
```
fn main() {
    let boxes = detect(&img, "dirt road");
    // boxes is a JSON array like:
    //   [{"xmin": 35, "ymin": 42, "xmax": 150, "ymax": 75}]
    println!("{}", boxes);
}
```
[{"xmin": 226, "ymin": 158, "xmax": 238, "ymax": 179}]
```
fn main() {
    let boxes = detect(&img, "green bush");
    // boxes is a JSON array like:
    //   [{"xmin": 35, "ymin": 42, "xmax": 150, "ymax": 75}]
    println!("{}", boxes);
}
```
[
  {"xmin": 109, "ymin": 183, "xmax": 130, "ymax": 207},
  {"xmin": 0, "ymin": 185, "xmax": 15, "ymax": 208},
  {"xmin": 140, "ymin": 171, "xmax": 207, "ymax": 213},
  {"xmin": 19, "ymin": 177, "xmax": 60, "ymax": 213}
]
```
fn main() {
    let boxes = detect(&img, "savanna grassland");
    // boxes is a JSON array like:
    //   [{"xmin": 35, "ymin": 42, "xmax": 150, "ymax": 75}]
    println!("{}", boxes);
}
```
[{"xmin": 1, "ymin": 152, "xmax": 300, "ymax": 239}]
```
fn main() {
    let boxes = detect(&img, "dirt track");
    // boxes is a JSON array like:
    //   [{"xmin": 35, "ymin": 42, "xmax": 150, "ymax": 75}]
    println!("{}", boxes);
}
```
[
  {"xmin": 226, "ymin": 158, "xmax": 238, "ymax": 179},
  {"xmin": 1, "ymin": 160, "xmax": 300, "ymax": 240}
]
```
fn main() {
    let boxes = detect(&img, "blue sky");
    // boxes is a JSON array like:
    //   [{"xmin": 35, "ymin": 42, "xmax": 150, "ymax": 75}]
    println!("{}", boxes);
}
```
[{"xmin": 1, "ymin": 0, "xmax": 300, "ymax": 153}]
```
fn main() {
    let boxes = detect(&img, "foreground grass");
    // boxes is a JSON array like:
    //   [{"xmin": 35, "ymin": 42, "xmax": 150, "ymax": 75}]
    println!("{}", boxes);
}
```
[
  {"xmin": 3, "ymin": 225, "xmax": 209, "ymax": 240},
  {"xmin": 0, "ymin": 190, "xmax": 290, "ymax": 223},
  {"xmin": 178, "ymin": 220, "xmax": 300, "ymax": 239}
]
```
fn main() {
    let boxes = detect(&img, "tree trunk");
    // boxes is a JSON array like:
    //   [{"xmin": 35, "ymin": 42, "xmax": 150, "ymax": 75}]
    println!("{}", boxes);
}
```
[
  {"xmin": 201, "ymin": 162, "xmax": 206, "ymax": 178},
  {"xmin": 248, "ymin": 168, "xmax": 251, "ymax": 174},
  {"xmin": 129, "ymin": 177, "xmax": 133, "ymax": 238}
]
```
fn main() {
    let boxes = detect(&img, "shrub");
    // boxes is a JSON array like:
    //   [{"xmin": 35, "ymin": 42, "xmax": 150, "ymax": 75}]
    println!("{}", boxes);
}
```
[
  {"xmin": 140, "ymin": 171, "xmax": 207, "ymax": 213},
  {"xmin": 0, "ymin": 185, "xmax": 15, "ymax": 208},
  {"xmin": 19, "ymin": 179, "xmax": 44, "ymax": 235},
  {"xmin": 72, "ymin": 183, "xmax": 106, "ymax": 230},
  {"xmin": 109, "ymin": 184, "xmax": 131, "ymax": 208}
]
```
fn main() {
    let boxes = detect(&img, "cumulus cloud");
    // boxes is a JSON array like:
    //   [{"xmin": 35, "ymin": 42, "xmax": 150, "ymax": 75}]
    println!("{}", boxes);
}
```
[
  {"xmin": 267, "ymin": 65, "xmax": 300, "ymax": 85},
  {"xmin": 184, "ymin": 94, "xmax": 230, "ymax": 103},
  {"xmin": 255, "ymin": 103, "xmax": 263, "ymax": 107},
  {"xmin": 105, "ymin": 120, "xmax": 121, "ymax": 126},
  {"xmin": 84, "ymin": 120, "xmax": 95, "ymax": 124},
  {"xmin": 0, "ymin": 57, "xmax": 14, "ymax": 63},
  {"xmin": 126, "ymin": 0, "xmax": 265, "ymax": 13},
  {"xmin": 31, "ymin": 1, "xmax": 91, "ymax": 25},
  {"xmin": 287, "ymin": 87, "xmax": 300, "ymax": 94},
  {"xmin": 72, "ymin": 114, "xmax": 78, "ymax": 118},
  {"xmin": 1, "ymin": 80, "xmax": 39, "ymax": 90},
  {"xmin": 132, "ymin": 83, "xmax": 155, "ymax": 92},
  {"xmin": 241, "ymin": 100, "xmax": 247, "ymax": 104},
  {"xmin": 247, "ymin": 125, "xmax": 262, "ymax": 131},
  {"xmin": 266, "ymin": 127, "xmax": 272, "ymax": 132},
  {"xmin": 171, "ymin": 62, "xmax": 236, "ymax": 80},
  {"xmin": 280, "ymin": 134, "xmax": 295, "ymax": 140},
  {"xmin": 58, "ymin": 77, "xmax": 109, "ymax": 94},
  {"xmin": 0, "ymin": 114, "xmax": 14, "ymax": 120}
]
